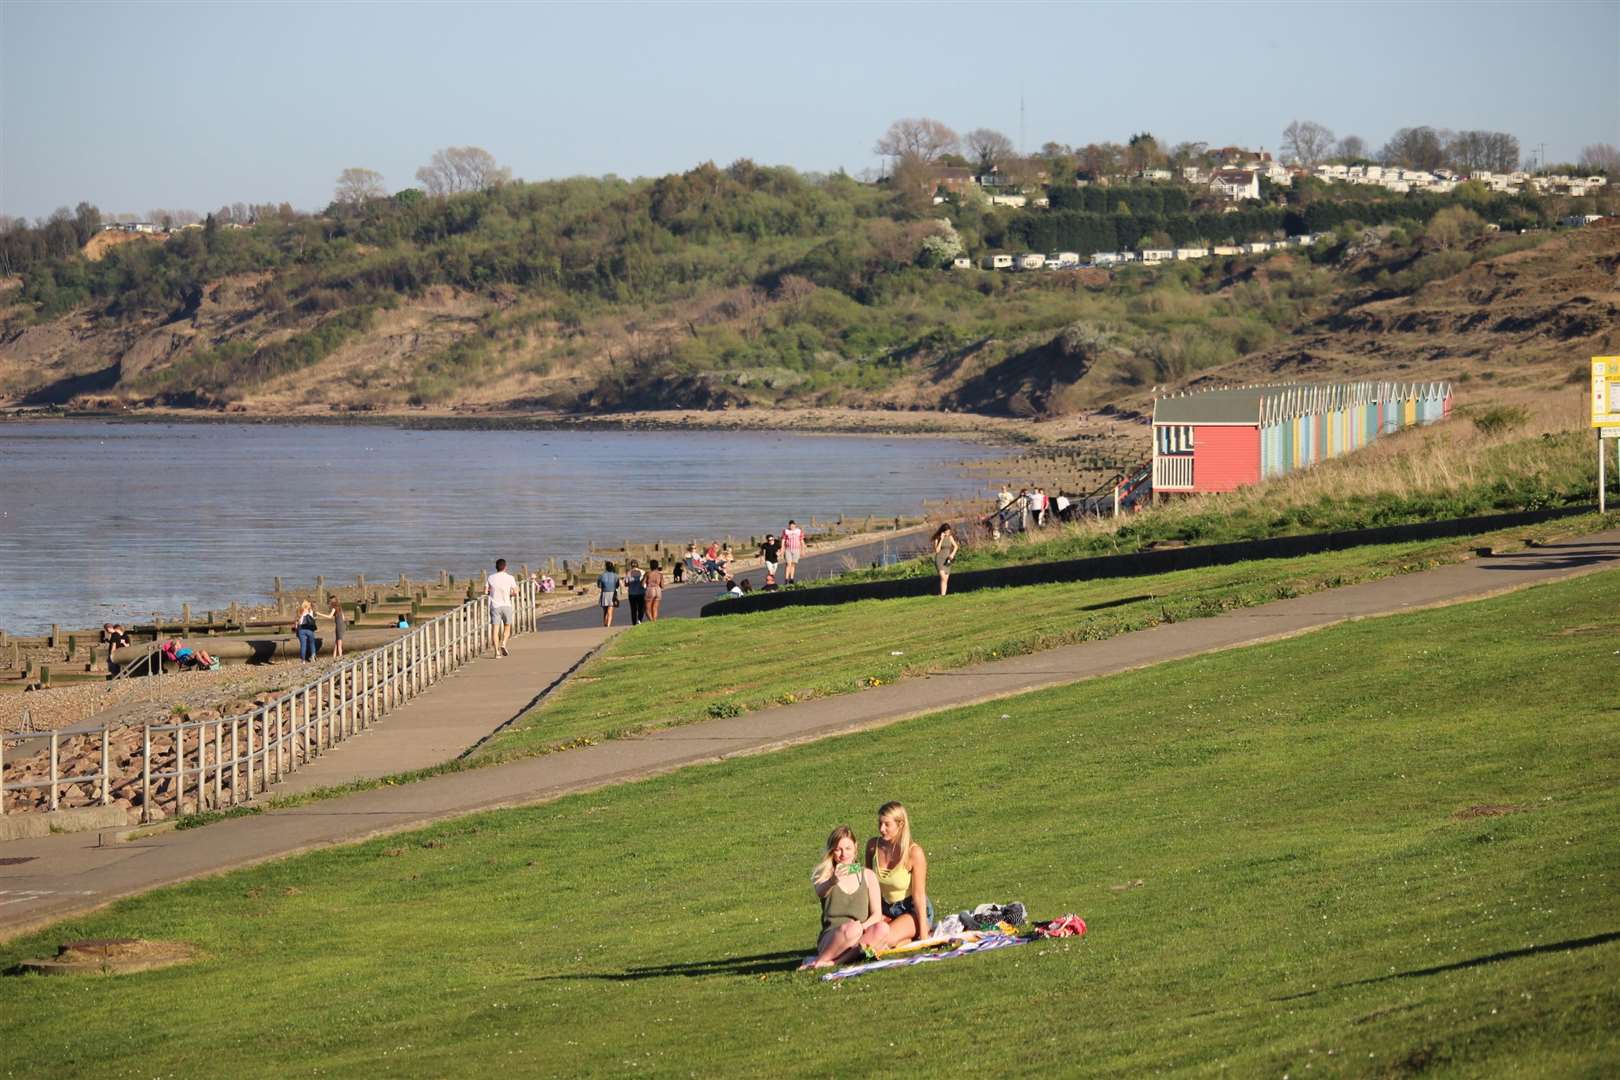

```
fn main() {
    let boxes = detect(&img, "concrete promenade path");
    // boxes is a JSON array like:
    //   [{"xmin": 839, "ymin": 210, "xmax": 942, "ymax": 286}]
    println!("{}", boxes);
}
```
[{"xmin": 3, "ymin": 530, "xmax": 1617, "ymax": 941}]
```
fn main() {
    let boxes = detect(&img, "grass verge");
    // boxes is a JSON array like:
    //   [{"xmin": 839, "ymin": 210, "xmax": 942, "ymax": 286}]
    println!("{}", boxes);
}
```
[
  {"xmin": 1, "ymin": 570, "xmax": 1616, "ymax": 1076},
  {"xmin": 475, "ymin": 514, "xmax": 1608, "ymax": 763}
]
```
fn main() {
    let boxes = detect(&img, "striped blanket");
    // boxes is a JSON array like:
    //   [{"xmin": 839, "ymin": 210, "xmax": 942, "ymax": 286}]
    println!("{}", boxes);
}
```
[{"xmin": 819, "ymin": 933, "xmax": 1026, "ymax": 982}]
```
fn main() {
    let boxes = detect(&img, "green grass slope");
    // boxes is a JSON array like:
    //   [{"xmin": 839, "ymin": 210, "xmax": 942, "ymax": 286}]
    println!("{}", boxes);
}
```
[{"xmin": 2, "ymin": 571, "xmax": 1616, "ymax": 1077}]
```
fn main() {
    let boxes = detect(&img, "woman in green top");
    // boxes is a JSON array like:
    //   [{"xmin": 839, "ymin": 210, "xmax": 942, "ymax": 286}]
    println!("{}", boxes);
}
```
[{"xmin": 799, "ymin": 825, "xmax": 881, "ymax": 970}]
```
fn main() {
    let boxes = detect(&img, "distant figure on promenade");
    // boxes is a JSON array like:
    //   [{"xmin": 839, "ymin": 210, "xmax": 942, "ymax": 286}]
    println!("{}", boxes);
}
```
[
  {"xmin": 1035, "ymin": 487, "xmax": 1049, "ymax": 528},
  {"xmin": 644, "ymin": 560, "xmax": 665, "ymax": 621},
  {"xmin": 760, "ymin": 533, "xmax": 781, "ymax": 587},
  {"xmin": 932, "ymin": 523, "xmax": 959, "ymax": 596},
  {"xmin": 319, "ymin": 596, "xmax": 347, "ymax": 658},
  {"xmin": 782, "ymin": 519, "xmax": 805, "ymax": 583},
  {"xmin": 294, "ymin": 600, "xmax": 319, "ymax": 662},
  {"xmin": 538, "ymin": 573, "xmax": 556, "ymax": 593},
  {"xmin": 397, "ymin": 614, "xmax": 411, "ymax": 628},
  {"xmin": 625, "ymin": 560, "xmax": 647, "ymax": 626},
  {"xmin": 486, "ymin": 558, "xmax": 518, "ymax": 658},
  {"xmin": 598, "ymin": 561, "xmax": 620, "ymax": 627}
]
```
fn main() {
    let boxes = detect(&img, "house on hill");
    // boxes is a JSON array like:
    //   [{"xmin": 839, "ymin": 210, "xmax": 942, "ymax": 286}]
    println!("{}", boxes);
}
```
[{"xmin": 1151, "ymin": 381, "xmax": 1452, "ymax": 495}]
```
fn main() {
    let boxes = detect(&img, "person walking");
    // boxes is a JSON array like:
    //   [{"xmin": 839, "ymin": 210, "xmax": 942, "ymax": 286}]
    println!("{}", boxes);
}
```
[
  {"xmin": 644, "ymin": 560, "xmax": 665, "ymax": 621},
  {"xmin": 319, "ymin": 595, "xmax": 346, "ymax": 658},
  {"xmin": 597, "ymin": 561, "xmax": 620, "ymax": 628},
  {"xmin": 931, "ymin": 522, "xmax": 959, "ymax": 596},
  {"xmin": 294, "ymin": 600, "xmax": 319, "ymax": 663},
  {"xmin": 760, "ymin": 532, "xmax": 781, "ymax": 587},
  {"xmin": 625, "ymin": 560, "xmax": 647, "ymax": 626},
  {"xmin": 486, "ymin": 558, "xmax": 518, "ymax": 658},
  {"xmin": 781, "ymin": 519, "xmax": 805, "ymax": 583}
]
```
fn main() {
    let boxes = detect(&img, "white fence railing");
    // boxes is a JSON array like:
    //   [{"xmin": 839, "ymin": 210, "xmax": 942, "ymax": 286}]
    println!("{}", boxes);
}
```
[
  {"xmin": 1, "ymin": 582, "xmax": 540, "ymax": 822},
  {"xmin": 1153, "ymin": 454, "xmax": 1194, "ymax": 490}
]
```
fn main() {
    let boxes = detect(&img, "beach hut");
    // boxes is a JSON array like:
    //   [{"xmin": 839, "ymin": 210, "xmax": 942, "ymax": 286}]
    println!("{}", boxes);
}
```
[{"xmin": 1152, "ymin": 381, "xmax": 1452, "ymax": 495}]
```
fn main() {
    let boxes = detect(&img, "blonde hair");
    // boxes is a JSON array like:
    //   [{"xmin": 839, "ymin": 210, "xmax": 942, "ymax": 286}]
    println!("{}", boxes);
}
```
[
  {"xmin": 812, "ymin": 825, "xmax": 857, "ymax": 886},
  {"xmin": 872, "ymin": 801, "xmax": 913, "ymax": 872}
]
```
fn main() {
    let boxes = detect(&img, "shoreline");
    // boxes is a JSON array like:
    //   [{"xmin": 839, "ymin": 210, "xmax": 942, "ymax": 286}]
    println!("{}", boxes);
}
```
[{"xmin": 0, "ymin": 403, "xmax": 1146, "ymax": 447}]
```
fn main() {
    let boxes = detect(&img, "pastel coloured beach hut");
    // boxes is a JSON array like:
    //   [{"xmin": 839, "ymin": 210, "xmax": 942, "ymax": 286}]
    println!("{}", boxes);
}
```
[{"xmin": 1151, "ymin": 381, "xmax": 1452, "ymax": 495}]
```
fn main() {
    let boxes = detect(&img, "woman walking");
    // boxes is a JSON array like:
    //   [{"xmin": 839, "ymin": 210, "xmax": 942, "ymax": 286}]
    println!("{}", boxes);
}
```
[
  {"xmin": 625, "ymin": 560, "xmax": 647, "ymax": 626},
  {"xmin": 597, "ymin": 561, "xmax": 620, "ymax": 628},
  {"xmin": 294, "ymin": 600, "xmax": 319, "ymax": 663},
  {"xmin": 931, "ymin": 523, "xmax": 959, "ymax": 596},
  {"xmin": 644, "ymin": 560, "xmax": 665, "ymax": 622}
]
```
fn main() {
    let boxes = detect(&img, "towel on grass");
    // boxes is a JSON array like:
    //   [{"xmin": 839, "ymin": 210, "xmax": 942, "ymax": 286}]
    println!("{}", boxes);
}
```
[{"xmin": 820, "ymin": 933, "xmax": 1026, "ymax": 981}]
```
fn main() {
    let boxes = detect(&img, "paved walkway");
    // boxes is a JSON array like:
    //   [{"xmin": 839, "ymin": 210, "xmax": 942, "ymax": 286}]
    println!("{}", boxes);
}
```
[{"xmin": 3, "ymin": 531, "xmax": 1617, "ymax": 941}]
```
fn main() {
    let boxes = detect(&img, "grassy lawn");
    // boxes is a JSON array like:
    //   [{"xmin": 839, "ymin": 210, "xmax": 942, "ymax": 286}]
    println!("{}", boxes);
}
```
[
  {"xmin": 3, "ymin": 571, "xmax": 1617, "ymax": 1077},
  {"xmin": 476, "ymin": 516, "xmax": 1605, "ymax": 762}
]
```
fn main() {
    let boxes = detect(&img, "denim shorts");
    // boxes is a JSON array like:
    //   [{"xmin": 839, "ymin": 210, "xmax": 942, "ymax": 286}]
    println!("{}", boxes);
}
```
[{"xmin": 882, "ymin": 896, "xmax": 934, "ymax": 923}]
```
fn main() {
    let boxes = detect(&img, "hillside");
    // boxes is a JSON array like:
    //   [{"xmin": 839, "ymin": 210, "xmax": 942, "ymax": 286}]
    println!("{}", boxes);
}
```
[{"xmin": 1, "ymin": 167, "xmax": 1613, "ymax": 425}]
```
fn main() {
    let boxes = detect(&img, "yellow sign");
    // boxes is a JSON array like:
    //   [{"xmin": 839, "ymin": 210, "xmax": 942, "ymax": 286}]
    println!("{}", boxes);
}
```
[{"xmin": 1593, "ymin": 357, "xmax": 1620, "ymax": 428}]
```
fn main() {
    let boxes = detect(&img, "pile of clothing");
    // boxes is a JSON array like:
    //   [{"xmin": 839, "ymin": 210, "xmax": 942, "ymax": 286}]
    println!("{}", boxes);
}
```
[{"xmin": 931, "ymin": 901, "xmax": 1028, "ymax": 937}]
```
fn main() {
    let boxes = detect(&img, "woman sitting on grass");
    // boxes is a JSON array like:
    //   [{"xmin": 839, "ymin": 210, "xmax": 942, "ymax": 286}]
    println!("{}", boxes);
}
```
[
  {"xmin": 861, "ymin": 801, "xmax": 932, "ymax": 951},
  {"xmin": 800, "ymin": 825, "xmax": 881, "ymax": 970}
]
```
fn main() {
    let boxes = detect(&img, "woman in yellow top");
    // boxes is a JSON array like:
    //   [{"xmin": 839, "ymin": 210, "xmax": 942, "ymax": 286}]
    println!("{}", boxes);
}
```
[{"xmin": 860, "ymin": 801, "xmax": 932, "ymax": 950}]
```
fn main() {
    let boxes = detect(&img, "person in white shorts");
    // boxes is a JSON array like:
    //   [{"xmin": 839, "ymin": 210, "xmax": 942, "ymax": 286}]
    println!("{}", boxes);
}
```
[
  {"xmin": 781, "ymin": 519, "xmax": 805, "ymax": 583},
  {"xmin": 486, "ymin": 558, "xmax": 518, "ymax": 658}
]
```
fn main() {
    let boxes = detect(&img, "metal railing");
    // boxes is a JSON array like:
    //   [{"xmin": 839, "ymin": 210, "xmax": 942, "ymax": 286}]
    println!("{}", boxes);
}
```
[{"xmin": 1, "ymin": 582, "xmax": 540, "ymax": 822}]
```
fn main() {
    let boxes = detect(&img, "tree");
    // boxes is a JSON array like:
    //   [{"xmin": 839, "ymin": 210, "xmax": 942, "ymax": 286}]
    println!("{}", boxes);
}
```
[
  {"xmin": 334, "ymin": 167, "xmax": 387, "ymax": 204},
  {"xmin": 1126, "ymin": 132, "xmax": 1163, "ymax": 172},
  {"xmin": 964, "ymin": 128, "xmax": 1015, "ymax": 173},
  {"xmin": 1579, "ymin": 143, "xmax": 1620, "ymax": 175},
  {"xmin": 1281, "ymin": 120, "xmax": 1335, "ymax": 165},
  {"xmin": 71, "ymin": 202, "xmax": 102, "ymax": 246},
  {"xmin": 415, "ymin": 146, "xmax": 512, "ymax": 196},
  {"xmin": 1078, "ymin": 142, "xmax": 1123, "ymax": 180},
  {"xmin": 1381, "ymin": 126, "xmax": 1445, "ymax": 171},
  {"xmin": 1333, "ymin": 135, "xmax": 1367, "ymax": 162},
  {"xmin": 874, "ymin": 118, "xmax": 959, "ymax": 166}
]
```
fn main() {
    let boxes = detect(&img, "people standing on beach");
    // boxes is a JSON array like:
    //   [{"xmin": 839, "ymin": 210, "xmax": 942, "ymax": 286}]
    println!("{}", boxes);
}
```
[
  {"xmin": 597, "ymin": 561, "xmax": 620, "ymax": 628},
  {"xmin": 625, "ymin": 560, "xmax": 647, "ymax": 626},
  {"xmin": 760, "ymin": 533, "xmax": 781, "ymax": 587},
  {"xmin": 644, "ymin": 560, "xmax": 665, "ymax": 621},
  {"xmin": 294, "ymin": 600, "xmax": 319, "ymax": 662},
  {"xmin": 319, "ymin": 596, "xmax": 346, "ymax": 658},
  {"xmin": 486, "ymin": 558, "xmax": 518, "ymax": 658},
  {"xmin": 932, "ymin": 523, "xmax": 959, "ymax": 596},
  {"xmin": 993, "ymin": 486, "xmax": 1014, "ymax": 539},
  {"xmin": 781, "ymin": 519, "xmax": 805, "ymax": 583}
]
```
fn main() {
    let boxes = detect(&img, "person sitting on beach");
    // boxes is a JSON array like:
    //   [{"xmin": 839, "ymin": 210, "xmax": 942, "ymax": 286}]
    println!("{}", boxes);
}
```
[
  {"xmin": 538, "ymin": 573, "xmax": 556, "ymax": 594},
  {"xmin": 799, "ymin": 825, "xmax": 882, "ymax": 971},
  {"xmin": 396, "ymin": 614, "xmax": 410, "ymax": 629},
  {"xmin": 703, "ymin": 542, "xmax": 722, "ymax": 579},
  {"xmin": 719, "ymin": 543, "xmax": 735, "ymax": 573},
  {"xmin": 860, "ymin": 801, "xmax": 932, "ymax": 952},
  {"xmin": 107, "ymin": 624, "xmax": 131, "ymax": 651}
]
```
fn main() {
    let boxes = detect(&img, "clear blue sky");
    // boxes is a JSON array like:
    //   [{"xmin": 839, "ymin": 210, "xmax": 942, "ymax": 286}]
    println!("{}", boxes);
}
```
[{"xmin": 3, "ymin": 0, "xmax": 1616, "ymax": 220}]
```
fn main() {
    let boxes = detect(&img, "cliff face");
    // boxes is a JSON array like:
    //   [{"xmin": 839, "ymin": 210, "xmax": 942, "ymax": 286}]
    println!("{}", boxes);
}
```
[{"xmin": 2, "ymin": 227, "xmax": 1615, "ymax": 419}]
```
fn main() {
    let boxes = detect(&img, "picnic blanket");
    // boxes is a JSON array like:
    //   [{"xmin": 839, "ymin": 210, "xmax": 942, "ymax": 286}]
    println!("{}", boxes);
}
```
[{"xmin": 820, "ymin": 933, "xmax": 1026, "ymax": 982}]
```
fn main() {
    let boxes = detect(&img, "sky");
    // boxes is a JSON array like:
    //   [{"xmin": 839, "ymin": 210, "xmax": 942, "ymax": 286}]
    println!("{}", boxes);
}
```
[{"xmin": 3, "ymin": 0, "xmax": 1617, "ymax": 220}]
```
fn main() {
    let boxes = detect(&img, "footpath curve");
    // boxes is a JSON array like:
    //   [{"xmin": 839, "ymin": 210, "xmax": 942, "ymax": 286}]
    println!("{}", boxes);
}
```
[{"xmin": 2, "ymin": 530, "xmax": 1617, "ymax": 941}]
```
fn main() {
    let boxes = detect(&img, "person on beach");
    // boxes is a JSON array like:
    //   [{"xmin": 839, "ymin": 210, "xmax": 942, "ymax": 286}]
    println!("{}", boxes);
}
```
[
  {"xmin": 486, "ymin": 558, "xmax": 518, "ymax": 658},
  {"xmin": 719, "ymin": 543, "xmax": 735, "ymax": 574},
  {"xmin": 781, "ymin": 519, "xmax": 805, "ymax": 583},
  {"xmin": 597, "ymin": 561, "xmax": 620, "ymax": 627},
  {"xmin": 106, "ymin": 624, "xmax": 131, "ymax": 651},
  {"xmin": 703, "ymin": 542, "xmax": 722, "ymax": 580},
  {"xmin": 760, "ymin": 533, "xmax": 781, "ymax": 587},
  {"xmin": 932, "ymin": 523, "xmax": 959, "ymax": 596},
  {"xmin": 319, "ymin": 596, "xmax": 346, "ymax": 658},
  {"xmin": 860, "ymin": 802, "xmax": 932, "ymax": 952},
  {"xmin": 625, "ymin": 560, "xmax": 647, "ymax": 626},
  {"xmin": 644, "ymin": 560, "xmax": 665, "ymax": 621},
  {"xmin": 800, "ymin": 825, "xmax": 882, "ymax": 970},
  {"xmin": 294, "ymin": 600, "xmax": 319, "ymax": 662}
]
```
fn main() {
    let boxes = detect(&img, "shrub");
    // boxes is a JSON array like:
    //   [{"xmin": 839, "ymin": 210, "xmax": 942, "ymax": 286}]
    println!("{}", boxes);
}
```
[{"xmin": 1470, "ymin": 405, "xmax": 1530, "ymax": 436}]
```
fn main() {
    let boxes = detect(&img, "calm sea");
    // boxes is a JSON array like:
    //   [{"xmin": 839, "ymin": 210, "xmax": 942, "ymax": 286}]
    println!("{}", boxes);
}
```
[{"xmin": 0, "ymin": 420, "xmax": 995, "ymax": 634}]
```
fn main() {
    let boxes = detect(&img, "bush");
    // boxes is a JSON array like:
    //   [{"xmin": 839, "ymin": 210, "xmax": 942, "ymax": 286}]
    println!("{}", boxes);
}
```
[{"xmin": 1470, "ymin": 405, "xmax": 1530, "ymax": 436}]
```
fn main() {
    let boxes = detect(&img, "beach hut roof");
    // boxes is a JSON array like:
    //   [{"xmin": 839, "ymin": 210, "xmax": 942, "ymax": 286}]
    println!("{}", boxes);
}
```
[{"xmin": 1153, "ymin": 381, "xmax": 1449, "ymax": 426}]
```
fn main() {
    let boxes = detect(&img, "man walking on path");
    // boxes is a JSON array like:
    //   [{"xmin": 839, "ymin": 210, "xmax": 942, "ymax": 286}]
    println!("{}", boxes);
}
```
[
  {"xmin": 781, "ymin": 520, "xmax": 805, "ymax": 583},
  {"xmin": 486, "ymin": 558, "xmax": 518, "ymax": 658}
]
